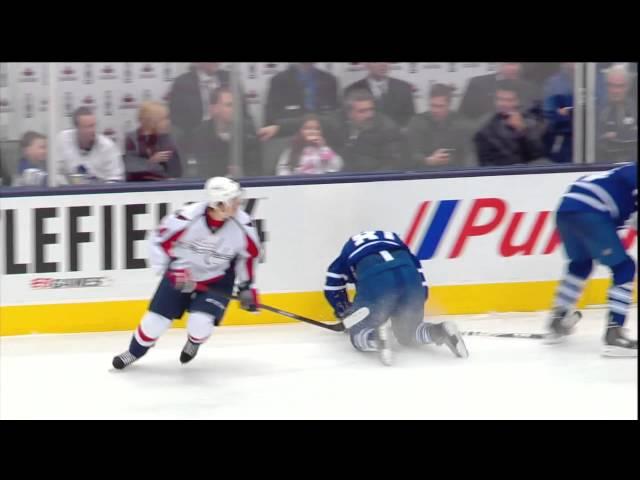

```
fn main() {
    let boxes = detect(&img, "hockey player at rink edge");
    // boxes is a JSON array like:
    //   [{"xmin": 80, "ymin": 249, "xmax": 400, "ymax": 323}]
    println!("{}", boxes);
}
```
[
  {"xmin": 546, "ymin": 161, "xmax": 638, "ymax": 357},
  {"xmin": 324, "ymin": 230, "xmax": 469, "ymax": 366},
  {"xmin": 112, "ymin": 177, "xmax": 261, "ymax": 369}
]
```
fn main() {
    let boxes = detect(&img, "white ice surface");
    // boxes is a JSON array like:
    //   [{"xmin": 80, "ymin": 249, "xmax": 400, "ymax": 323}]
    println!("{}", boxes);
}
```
[{"xmin": 0, "ymin": 307, "xmax": 636, "ymax": 419}]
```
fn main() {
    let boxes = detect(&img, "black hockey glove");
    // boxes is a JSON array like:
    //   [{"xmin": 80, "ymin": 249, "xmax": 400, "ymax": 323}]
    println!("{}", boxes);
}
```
[{"xmin": 237, "ymin": 282, "xmax": 259, "ymax": 312}]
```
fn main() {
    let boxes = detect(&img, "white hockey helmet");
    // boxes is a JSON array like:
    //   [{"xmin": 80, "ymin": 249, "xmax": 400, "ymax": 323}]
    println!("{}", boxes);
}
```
[{"xmin": 204, "ymin": 176, "xmax": 243, "ymax": 208}]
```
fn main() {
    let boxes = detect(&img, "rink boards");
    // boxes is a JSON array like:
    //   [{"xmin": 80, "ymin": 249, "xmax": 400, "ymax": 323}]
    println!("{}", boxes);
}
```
[{"xmin": 1, "ymin": 169, "xmax": 637, "ymax": 335}]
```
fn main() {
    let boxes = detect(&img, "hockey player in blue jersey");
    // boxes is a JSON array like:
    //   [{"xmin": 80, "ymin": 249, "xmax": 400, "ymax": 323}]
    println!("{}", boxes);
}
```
[
  {"xmin": 324, "ymin": 230, "xmax": 469, "ymax": 365},
  {"xmin": 547, "ymin": 162, "xmax": 637, "ymax": 356}
]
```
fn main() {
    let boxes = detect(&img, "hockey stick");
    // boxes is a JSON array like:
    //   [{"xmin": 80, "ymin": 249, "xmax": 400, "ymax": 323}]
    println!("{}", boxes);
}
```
[
  {"xmin": 255, "ymin": 302, "xmax": 346, "ymax": 332},
  {"xmin": 461, "ymin": 311, "xmax": 583, "ymax": 340},
  {"xmin": 461, "ymin": 331, "xmax": 545, "ymax": 339},
  {"xmin": 216, "ymin": 291, "xmax": 345, "ymax": 332}
]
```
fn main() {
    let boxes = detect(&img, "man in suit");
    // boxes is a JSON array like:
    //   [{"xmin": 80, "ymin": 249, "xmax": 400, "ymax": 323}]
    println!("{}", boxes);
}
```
[
  {"xmin": 344, "ymin": 63, "xmax": 415, "ymax": 129},
  {"xmin": 192, "ymin": 87, "xmax": 261, "ymax": 178},
  {"xmin": 168, "ymin": 63, "xmax": 231, "ymax": 157},
  {"xmin": 259, "ymin": 63, "xmax": 339, "ymax": 141},
  {"xmin": 322, "ymin": 89, "xmax": 406, "ymax": 173},
  {"xmin": 459, "ymin": 62, "xmax": 539, "ymax": 123}
]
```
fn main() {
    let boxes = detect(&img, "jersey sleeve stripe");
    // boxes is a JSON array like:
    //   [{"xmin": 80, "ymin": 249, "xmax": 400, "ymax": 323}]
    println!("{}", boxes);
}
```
[
  {"xmin": 244, "ymin": 233, "xmax": 260, "ymax": 281},
  {"xmin": 160, "ymin": 229, "xmax": 187, "ymax": 257},
  {"xmin": 574, "ymin": 181, "xmax": 620, "ymax": 218},
  {"xmin": 347, "ymin": 240, "xmax": 403, "ymax": 259},
  {"xmin": 326, "ymin": 272, "xmax": 348, "ymax": 280},
  {"xmin": 562, "ymin": 193, "xmax": 609, "ymax": 213}
]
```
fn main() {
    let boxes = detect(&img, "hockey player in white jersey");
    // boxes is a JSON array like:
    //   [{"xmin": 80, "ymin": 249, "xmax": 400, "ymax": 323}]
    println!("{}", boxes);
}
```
[{"xmin": 112, "ymin": 177, "xmax": 261, "ymax": 369}]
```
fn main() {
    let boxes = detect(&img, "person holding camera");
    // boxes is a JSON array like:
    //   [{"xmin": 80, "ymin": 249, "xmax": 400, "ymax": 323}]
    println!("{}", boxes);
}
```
[{"xmin": 407, "ymin": 83, "xmax": 471, "ymax": 169}]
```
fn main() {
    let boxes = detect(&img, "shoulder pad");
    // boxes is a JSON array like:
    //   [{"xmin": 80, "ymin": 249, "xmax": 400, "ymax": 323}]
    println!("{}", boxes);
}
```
[
  {"xmin": 234, "ymin": 209, "xmax": 253, "ymax": 226},
  {"xmin": 175, "ymin": 201, "xmax": 208, "ymax": 221}
]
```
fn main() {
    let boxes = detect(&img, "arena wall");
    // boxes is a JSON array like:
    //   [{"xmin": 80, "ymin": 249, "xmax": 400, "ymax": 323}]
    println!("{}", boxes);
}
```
[{"xmin": 1, "ymin": 165, "xmax": 636, "ymax": 335}]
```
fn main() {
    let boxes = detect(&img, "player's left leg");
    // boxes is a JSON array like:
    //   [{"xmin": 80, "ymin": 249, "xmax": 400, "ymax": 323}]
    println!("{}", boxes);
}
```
[
  {"xmin": 180, "ymin": 272, "xmax": 234, "ymax": 364},
  {"xmin": 391, "ymin": 266, "xmax": 468, "ymax": 358},
  {"xmin": 587, "ymin": 222, "xmax": 638, "ymax": 357},
  {"xmin": 180, "ymin": 311, "xmax": 217, "ymax": 364},
  {"xmin": 561, "ymin": 212, "xmax": 638, "ymax": 356},
  {"xmin": 602, "ymin": 256, "xmax": 637, "ymax": 356}
]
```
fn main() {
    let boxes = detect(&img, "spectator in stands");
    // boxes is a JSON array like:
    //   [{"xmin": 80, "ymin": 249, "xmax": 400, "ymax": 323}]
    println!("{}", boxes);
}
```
[
  {"xmin": 56, "ymin": 107, "xmax": 123, "ymax": 183},
  {"xmin": 323, "ymin": 89, "xmax": 406, "ymax": 173},
  {"xmin": 474, "ymin": 80, "xmax": 546, "ymax": 166},
  {"xmin": 596, "ymin": 64, "xmax": 637, "ymax": 163},
  {"xmin": 192, "ymin": 87, "xmax": 261, "ymax": 177},
  {"xmin": 0, "ymin": 153, "xmax": 11, "ymax": 186},
  {"xmin": 17, "ymin": 131, "xmax": 47, "ymax": 180},
  {"xmin": 407, "ymin": 83, "xmax": 471, "ymax": 169},
  {"xmin": 344, "ymin": 63, "xmax": 415, "ymax": 129},
  {"xmin": 123, "ymin": 101, "xmax": 182, "ymax": 181},
  {"xmin": 259, "ymin": 63, "xmax": 339, "ymax": 141},
  {"xmin": 596, "ymin": 63, "xmax": 637, "ymax": 110},
  {"xmin": 276, "ymin": 114, "xmax": 343, "ymax": 175},
  {"xmin": 459, "ymin": 62, "xmax": 539, "ymax": 123},
  {"xmin": 168, "ymin": 63, "xmax": 231, "ymax": 156},
  {"xmin": 521, "ymin": 63, "xmax": 562, "ymax": 90},
  {"xmin": 0, "ymin": 149, "xmax": 7, "ymax": 186},
  {"xmin": 543, "ymin": 63, "xmax": 574, "ymax": 163}
]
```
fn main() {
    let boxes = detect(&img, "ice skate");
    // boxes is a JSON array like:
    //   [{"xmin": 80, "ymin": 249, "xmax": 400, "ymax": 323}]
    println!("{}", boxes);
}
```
[
  {"xmin": 602, "ymin": 326, "xmax": 637, "ymax": 358},
  {"xmin": 430, "ymin": 321, "xmax": 469, "ymax": 358},
  {"xmin": 544, "ymin": 309, "xmax": 582, "ymax": 344},
  {"xmin": 112, "ymin": 351, "xmax": 139, "ymax": 370}
]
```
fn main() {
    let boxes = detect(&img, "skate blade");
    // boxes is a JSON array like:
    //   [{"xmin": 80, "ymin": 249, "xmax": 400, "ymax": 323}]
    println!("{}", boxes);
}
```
[
  {"xmin": 379, "ymin": 348, "xmax": 393, "ymax": 366},
  {"xmin": 601, "ymin": 345, "xmax": 638, "ymax": 358},
  {"xmin": 377, "ymin": 321, "xmax": 393, "ymax": 366},
  {"xmin": 441, "ymin": 322, "xmax": 469, "ymax": 358},
  {"xmin": 543, "ymin": 333, "xmax": 568, "ymax": 345},
  {"xmin": 561, "ymin": 311, "xmax": 582, "ymax": 330}
]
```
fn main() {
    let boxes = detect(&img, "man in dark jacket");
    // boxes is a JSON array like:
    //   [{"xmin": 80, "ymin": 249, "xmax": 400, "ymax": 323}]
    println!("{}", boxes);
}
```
[
  {"xmin": 259, "ymin": 63, "xmax": 339, "ymax": 141},
  {"xmin": 474, "ymin": 80, "xmax": 546, "ymax": 166},
  {"xmin": 322, "ymin": 89, "xmax": 406, "ymax": 173},
  {"xmin": 407, "ymin": 83, "xmax": 471, "ymax": 169},
  {"xmin": 192, "ymin": 87, "xmax": 261, "ymax": 177},
  {"xmin": 345, "ymin": 63, "xmax": 415, "ymax": 129},
  {"xmin": 459, "ymin": 62, "xmax": 539, "ymax": 122}
]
